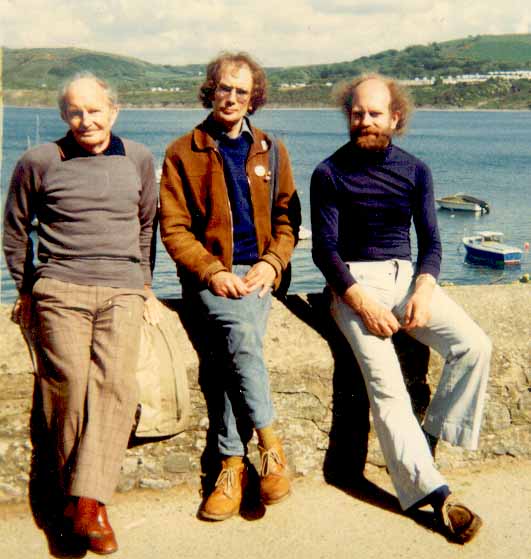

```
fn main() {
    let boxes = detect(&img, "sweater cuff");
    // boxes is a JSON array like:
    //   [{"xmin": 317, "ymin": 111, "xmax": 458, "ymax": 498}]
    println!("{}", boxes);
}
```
[{"xmin": 418, "ymin": 263, "xmax": 440, "ymax": 281}]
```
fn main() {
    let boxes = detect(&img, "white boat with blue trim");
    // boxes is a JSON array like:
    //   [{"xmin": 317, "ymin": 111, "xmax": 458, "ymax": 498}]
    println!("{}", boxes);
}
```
[{"xmin": 462, "ymin": 231, "xmax": 522, "ymax": 267}]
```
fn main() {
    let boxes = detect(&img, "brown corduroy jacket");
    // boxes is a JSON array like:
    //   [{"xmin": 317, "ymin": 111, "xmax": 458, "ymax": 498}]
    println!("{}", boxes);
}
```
[{"xmin": 159, "ymin": 117, "xmax": 300, "ymax": 290}]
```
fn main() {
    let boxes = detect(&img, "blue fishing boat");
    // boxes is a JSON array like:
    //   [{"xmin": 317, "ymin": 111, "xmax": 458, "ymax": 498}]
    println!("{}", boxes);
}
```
[{"xmin": 462, "ymin": 231, "xmax": 522, "ymax": 267}]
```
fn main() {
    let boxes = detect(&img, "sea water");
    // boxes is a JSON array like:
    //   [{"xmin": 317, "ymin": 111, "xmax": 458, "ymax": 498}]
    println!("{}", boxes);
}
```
[{"xmin": 1, "ymin": 107, "xmax": 530, "ymax": 303}]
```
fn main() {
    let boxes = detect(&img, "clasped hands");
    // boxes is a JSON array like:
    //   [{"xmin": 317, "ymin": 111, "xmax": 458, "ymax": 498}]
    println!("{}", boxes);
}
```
[
  {"xmin": 209, "ymin": 261, "xmax": 276, "ymax": 298},
  {"xmin": 343, "ymin": 274, "xmax": 435, "ymax": 337}
]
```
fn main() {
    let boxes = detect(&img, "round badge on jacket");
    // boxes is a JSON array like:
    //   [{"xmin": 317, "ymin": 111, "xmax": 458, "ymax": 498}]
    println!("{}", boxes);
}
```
[{"xmin": 254, "ymin": 165, "xmax": 266, "ymax": 177}]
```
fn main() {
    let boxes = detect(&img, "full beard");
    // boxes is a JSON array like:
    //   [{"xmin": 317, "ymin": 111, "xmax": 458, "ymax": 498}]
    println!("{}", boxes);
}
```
[{"xmin": 350, "ymin": 127, "xmax": 393, "ymax": 152}]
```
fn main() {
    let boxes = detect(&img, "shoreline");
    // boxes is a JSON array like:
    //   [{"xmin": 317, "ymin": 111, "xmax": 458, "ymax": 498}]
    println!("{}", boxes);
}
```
[{"xmin": 3, "ymin": 104, "xmax": 530, "ymax": 113}]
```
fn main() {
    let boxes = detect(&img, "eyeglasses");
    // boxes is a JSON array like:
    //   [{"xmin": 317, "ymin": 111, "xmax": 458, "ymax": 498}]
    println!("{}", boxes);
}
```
[{"xmin": 215, "ymin": 84, "xmax": 250, "ymax": 102}]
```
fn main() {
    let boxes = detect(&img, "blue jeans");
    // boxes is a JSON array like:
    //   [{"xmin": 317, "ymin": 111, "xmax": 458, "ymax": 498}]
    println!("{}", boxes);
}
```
[
  {"xmin": 331, "ymin": 260, "xmax": 491, "ymax": 509},
  {"xmin": 195, "ymin": 265, "xmax": 274, "ymax": 456}
]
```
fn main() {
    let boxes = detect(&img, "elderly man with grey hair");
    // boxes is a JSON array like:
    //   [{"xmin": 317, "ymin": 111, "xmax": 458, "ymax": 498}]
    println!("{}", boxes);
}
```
[{"xmin": 3, "ymin": 72, "xmax": 159, "ymax": 554}]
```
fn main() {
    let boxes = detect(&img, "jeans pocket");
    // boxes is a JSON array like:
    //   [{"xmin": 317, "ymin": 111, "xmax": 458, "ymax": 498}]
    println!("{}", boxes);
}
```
[{"xmin": 347, "ymin": 263, "xmax": 395, "ymax": 307}]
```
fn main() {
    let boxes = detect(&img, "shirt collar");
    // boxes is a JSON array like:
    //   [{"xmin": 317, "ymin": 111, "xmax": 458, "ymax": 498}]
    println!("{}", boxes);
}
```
[
  {"xmin": 206, "ymin": 113, "xmax": 254, "ymax": 144},
  {"xmin": 239, "ymin": 117, "xmax": 254, "ymax": 139},
  {"xmin": 56, "ymin": 131, "xmax": 125, "ymax": 161}
]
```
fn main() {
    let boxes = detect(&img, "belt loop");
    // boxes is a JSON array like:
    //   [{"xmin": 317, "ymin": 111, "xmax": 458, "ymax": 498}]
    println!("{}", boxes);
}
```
[{"xmin": 393, "ymin": 259, "xmax": 399, "ymax": 281}]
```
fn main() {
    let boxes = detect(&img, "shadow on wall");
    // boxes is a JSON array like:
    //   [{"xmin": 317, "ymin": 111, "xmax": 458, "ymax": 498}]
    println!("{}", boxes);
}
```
[
  {"xmin": 29, "ymin": 379, "xmax": 88, "ymax": 557},
  {"xmin": 171, "ymin": 291, "xmax": 431, "ymax": 493},
  {"xmin": 281, "ymin": 291, "xmax": 431, "ymax": 487},
  {"xmin": 25, "ymin": 290, "xmax": 433, "ymax": 542},
  {"xmin": 175, "ymin": 294, "xmax": 267, "ymax": 520}
]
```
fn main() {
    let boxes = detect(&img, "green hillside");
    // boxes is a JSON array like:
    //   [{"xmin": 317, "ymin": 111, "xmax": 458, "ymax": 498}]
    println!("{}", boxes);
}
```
[
  {"xmin": 441, "ymin": 34, "xmax": 531, "ymax": 64},
  {"xmin": 2, "ymin": 34, "xmax": 531, "ymax": 109},
  {"xmin": 269, "ymin": 34, "xmax": 531, "ymax": 84},
  {"xmin": 1, "ymin": 46, "xmax": 203, "ymax": 89}
]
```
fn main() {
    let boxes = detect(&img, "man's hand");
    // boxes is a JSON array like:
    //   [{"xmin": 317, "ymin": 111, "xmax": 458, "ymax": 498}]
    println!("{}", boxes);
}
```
[
  {"xmin": 243, "ymin": 261, "xmax": 277, "ymax": 298},
  {"xmin": 343, "ymin": 283, "xmax": 400, "ymax": 337},
  {"xmin": 402, "ymin": 274, "xmax": 435, "ymax": 331},
  {"xmin": 209, "ymin": 271, "xmax": 252, "ymax": 298},
  {"xmin": 143, "ymin": 286, "xmax": 163, "ymax": 325},
  {"xmin": 12, "ymin": 293, "xmax": 33, "ymax": 329}
]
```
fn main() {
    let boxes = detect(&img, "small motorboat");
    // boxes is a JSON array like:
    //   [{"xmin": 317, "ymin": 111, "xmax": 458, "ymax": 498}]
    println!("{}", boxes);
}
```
[
  {"xmin": 436, "ymin": 193, "xmax": 490, "ymax": 213},
  {"xmin": 462, "ymin": 231, "xmax": 522, "ymax": 267}
]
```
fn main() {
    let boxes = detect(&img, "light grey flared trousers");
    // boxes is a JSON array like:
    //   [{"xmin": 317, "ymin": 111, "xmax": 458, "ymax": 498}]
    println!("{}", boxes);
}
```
[{"xmin": 331, "ymin": 260, "xmax": 491, "ymax": 510}]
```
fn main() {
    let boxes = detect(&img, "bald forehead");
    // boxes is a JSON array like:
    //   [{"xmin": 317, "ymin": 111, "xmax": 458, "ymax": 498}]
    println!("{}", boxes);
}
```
[{"xmin": 353, "ymin": 78, "xmax": 391, "ymax": 104}]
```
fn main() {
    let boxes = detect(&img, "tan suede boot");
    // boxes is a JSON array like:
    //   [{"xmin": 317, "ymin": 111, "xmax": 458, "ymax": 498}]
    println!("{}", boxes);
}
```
[
  {"xmin": 259, "ymin": 441, "xmax": 291, "ymax": 505},
  {"xmin": 199, "ymin": 459, "xmax": 248, "ymax": 521}
]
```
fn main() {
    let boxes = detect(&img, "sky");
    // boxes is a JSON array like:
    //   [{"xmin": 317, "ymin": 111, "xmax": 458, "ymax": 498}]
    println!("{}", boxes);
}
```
[{"xmin": 2, "ymin": 0, "xmax": 530, "ymax": 67}]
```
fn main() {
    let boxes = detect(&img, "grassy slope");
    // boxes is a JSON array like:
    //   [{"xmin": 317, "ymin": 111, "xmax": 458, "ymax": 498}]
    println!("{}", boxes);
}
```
[
  {"xmin": 440, "ymin": 34, "xmax": 531, "ymax": 64},
  {"xmin": 2, "ymin": 47, "xmax": 203, "ymax": 89},
  {"xmin": 2, "ymin": 34, "xmax": 531, "ymax": 109}
]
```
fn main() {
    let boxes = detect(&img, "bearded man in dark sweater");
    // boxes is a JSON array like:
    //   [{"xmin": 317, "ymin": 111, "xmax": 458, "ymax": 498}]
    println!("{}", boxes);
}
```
[
  {"xmin": 311, "ymin": 75, "xmax": 491, "ymax": 544},
  {"xmin": 160, "ymin": 52, "xmax": 300, "ymax": 521},
  {"xmin": 3, "ymin": 73, "xmax": 159, "ymax": 554}
]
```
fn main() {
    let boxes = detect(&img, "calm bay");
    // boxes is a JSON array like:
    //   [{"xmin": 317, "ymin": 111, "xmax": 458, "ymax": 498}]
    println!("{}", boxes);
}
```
[{"xmin": 1, "ymin": 107, "xmax": 530, "ymax": 303}]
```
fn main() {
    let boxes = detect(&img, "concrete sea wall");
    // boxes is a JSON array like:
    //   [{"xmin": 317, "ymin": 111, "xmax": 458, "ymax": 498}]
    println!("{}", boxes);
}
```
[{"xmin": 0, "ymin": 285, "xmax": 529, "ymax": 502}]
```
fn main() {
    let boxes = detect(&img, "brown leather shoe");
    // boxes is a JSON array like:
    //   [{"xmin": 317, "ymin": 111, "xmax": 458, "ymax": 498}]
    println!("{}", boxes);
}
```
[
  {"xmin": 259, "ymin": 441, "xmax": 291, "ymax": 505},
  {"xmin": 199, "ymin": 460, "xmax": 248, "ymax": 521},
  {"xmin": 72, "ymin": 497, "xmax": 118, "ymax": 555},
  {"xmin": 437, "ymin": 495, "xmax": 483, "ymax": 544}
]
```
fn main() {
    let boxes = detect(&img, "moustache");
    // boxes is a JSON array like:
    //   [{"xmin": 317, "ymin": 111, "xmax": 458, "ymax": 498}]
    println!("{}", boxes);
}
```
[{"xmin": 352, "ymin": 127, "xmax": 381, "ymax": 137}]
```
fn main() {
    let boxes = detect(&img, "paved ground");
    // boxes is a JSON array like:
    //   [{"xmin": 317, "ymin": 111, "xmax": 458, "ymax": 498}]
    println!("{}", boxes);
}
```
[{"xmin": 0, "ymin": 457, "xmax": 530, "ymax": 559}]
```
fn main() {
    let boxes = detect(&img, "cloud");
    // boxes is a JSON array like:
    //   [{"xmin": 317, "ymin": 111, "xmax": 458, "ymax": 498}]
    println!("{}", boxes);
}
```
[
  {"xmin": 308, "ymin": 0, "xmax": 433, "ymax": 16},
  {"xmin": 1, "ymin": 0, "xmax": 529, "ymax": 66}
]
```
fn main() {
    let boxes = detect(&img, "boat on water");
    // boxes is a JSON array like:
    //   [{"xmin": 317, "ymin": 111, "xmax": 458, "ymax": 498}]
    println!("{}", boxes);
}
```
[
  {"xmin": 462, "ymin": 231, "xmax": 522, "ymax": 267},
  {"xmin": 436, "ymin": 193, "xmax": 490, "ymax": 213}
]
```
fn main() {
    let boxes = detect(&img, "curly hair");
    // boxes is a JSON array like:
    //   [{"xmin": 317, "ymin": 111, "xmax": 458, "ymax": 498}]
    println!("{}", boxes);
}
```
[
  {"xmin": 58, "ymin": 71, "xmax": 118, "ymax": 120},
  {"xmin": 199, "ymin": 51, "xmax": 267, "ymax": 114},
  {"xmin": 334, "ymin": 73, "xmax": 413, "ymax": 135}
]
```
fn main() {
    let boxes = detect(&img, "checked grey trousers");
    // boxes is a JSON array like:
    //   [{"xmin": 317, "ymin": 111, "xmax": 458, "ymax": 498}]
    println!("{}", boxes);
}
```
[
  {"xmin": 330, "ymin": 260, "xmax": 491, "ymax": 510},
  {"xmin": 32, "ymin": 278, "xmax": 145, "ymax": 504}
]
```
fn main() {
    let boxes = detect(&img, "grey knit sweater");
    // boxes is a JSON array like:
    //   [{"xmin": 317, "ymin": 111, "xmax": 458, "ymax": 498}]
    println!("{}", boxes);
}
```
[{"xmin": 3, "ymin": 133, "xmax": 158, "ymax": 292}]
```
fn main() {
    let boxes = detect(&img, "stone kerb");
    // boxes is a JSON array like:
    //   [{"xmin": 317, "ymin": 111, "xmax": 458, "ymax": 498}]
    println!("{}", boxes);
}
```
[{"xmin": 0, "ymin": 284, "xmax": 529, "ymax": 502}]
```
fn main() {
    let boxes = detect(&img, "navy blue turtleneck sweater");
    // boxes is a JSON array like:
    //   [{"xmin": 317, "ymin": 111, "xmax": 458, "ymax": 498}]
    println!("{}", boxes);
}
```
[{"xmin": 310, "ymin": 141, "xmax": 442, "ymax": 295}]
